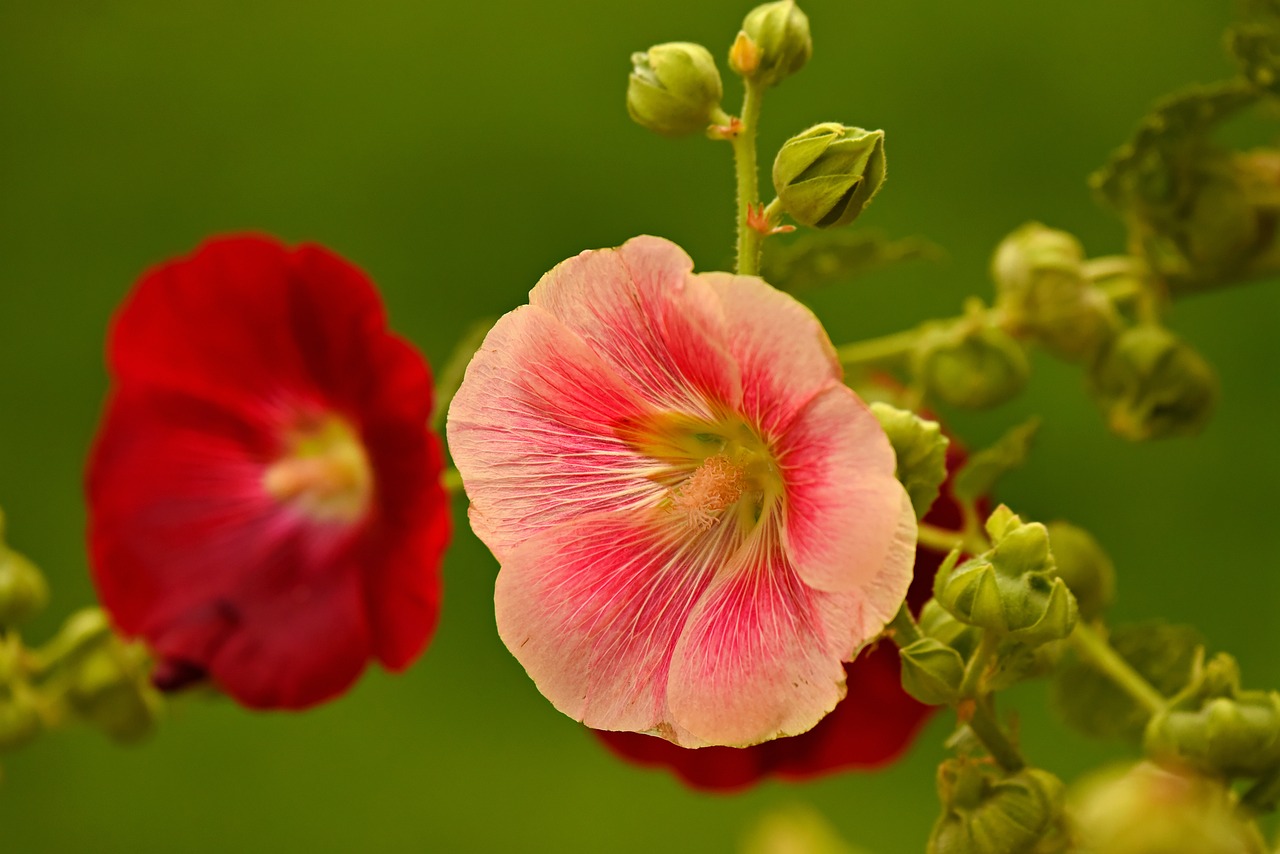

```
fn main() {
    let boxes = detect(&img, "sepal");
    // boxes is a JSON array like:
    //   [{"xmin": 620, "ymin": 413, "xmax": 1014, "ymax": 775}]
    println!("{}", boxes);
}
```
[
  {"xmin": 739, "ymin": 0, "xmax": 811, "ymax": 87},
  {"xmin": 627, "ymin": 43, "xmax": 724, "ymax": 138},
  {"xmin": 773, "ymin": 124, "xmax": 886, "ymax": 229},
  {"xmin": 1087, "ymin": 325, "xmax": 1217, "ymax": 441},
  {"xmin": 870, "ymin": 402, "xmax": 950, "ymax": 519},
  {"xmin": 929, "ymin": 759, "xmax": 1067, "ymax": 854}
]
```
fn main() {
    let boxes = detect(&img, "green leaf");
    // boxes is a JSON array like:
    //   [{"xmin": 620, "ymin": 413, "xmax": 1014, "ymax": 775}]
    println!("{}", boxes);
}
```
[
  {"xmin": 952, "ymin": 417, "xmax": 1041, "ymax": 502},
  {"xmin": 1089, "ymin": 81, "xmax": 1256, "ymax": 215},
  {"xmin": 761, "ymin": 229, "xmax": 943, "ymax": 293},
  {"xmin": 1051, "ymin": 621, "xmax": 1203, "ymax": 742}
]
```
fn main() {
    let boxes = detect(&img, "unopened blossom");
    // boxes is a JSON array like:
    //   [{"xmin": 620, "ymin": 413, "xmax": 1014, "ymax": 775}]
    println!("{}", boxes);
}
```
[
  {"xmin": 88, "ymin": 235, "xmax": 450, "ymax": 710},
  {"xmin": 448, "ymin": 236, "xmax": 916, "ymax": 747}
]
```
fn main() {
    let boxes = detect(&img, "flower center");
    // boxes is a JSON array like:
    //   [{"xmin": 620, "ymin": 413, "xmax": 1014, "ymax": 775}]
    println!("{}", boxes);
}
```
[
  {"xmin": 672, "ymin": 454, "xmax": 746, "ymax": 531},
  {"xmin": 262, "ymin": 415, "xmax": 373, "ymax": 524}
]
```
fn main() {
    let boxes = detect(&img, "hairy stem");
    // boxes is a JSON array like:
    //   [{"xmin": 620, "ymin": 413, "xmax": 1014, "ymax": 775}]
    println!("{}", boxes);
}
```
[
  {"xmin": 967, "ymin": 700, "xmax": 1026, "ymax": 772},
  {"xmin": 732, "ymin": 80, "xmax": 766, "ymax": 276}
]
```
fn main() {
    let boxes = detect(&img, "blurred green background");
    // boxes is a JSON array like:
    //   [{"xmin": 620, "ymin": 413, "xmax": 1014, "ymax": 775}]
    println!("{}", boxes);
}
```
[{"xmin": 1, "ymin": 1, "xmax": 1277, "ymax": 851}]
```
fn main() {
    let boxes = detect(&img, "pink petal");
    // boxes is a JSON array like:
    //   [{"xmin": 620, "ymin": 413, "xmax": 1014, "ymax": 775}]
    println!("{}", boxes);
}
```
[
  {"xmin": 777, "ymin": 385, "xmax": 918, "ymax": 595},
  {"xmin": 529, "ymin": 236, "xmax": 742, "ymax": 419},
  {"xmin": 701, "ymin": 272, "xmax": 843, "ymax": 437},
  {"xmin": 494, "ymin": 511, "xmax": 743, "ymax": 740},
  {"xmin": 447, "ymin": 305, "xmax": 672, "ymax": 560},
  {"xmin": 665, "ymin": 524, "xmax": 880, "ymax": 747}
]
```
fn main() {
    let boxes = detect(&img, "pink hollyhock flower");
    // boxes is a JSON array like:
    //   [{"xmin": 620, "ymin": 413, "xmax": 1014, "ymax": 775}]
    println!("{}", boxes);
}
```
[
  {"xmin": 87, "ymin": 235, "xmax": 450, "ymax": 710},
  {"xmin": 447, "ymin": 236, "xmax": 917, "ymax": 747},
  {"xmin": 594, "ymin": 441, "xmax": 974, "ymax": 788}
]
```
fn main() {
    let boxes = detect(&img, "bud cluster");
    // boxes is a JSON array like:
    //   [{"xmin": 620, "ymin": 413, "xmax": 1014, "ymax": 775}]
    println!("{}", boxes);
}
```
[{"xmin": 929, "ymin": 759, "xmax": 1067, "ymax": 854}]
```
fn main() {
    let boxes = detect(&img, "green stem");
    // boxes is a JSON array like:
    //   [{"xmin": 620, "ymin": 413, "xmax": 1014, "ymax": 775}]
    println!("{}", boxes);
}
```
[
  {"xmin": 835, "ymin": 326, "xmax": 925, "ymax": 368},
  {"xmin": 960, "ymin": 631, "xmax": 999, "ymax": 697},
  {"xmin": 1241, "ymin": 767, "xmax": 1280, "ymax": 817},
  {"xmin": 731, "ymin": 80, "xmax": 766, "ymax": 276},
  {"xmin": 967, "ymin": 700, "xmax": 1025, "ymax": 772},
  {"xmin": 887, "ymin": 603, "xmax": 922, "ymax": 647},
  {"xmin": 442, "ymin": 468, "xmax": 464, "ymax": 495},
  {"xmin": 917, "ymin": 522, "xmax": 988, "ymax": 558},
  {"xmin": 1069, "ymin": 621, "xmax": 1165, "ymax": 715}
]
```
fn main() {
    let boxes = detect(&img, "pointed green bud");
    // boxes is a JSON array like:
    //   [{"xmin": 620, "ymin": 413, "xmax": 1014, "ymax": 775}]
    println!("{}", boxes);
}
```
[
  {"xmin": 929, "ymin": 760, "xmax": 1066, "ymax": 854},
  {"xmin": 899, "ymin": 637, "xmax": 966, "ymax": 706},
  {"xmin": 918, "ymin": 599, "xmax": 982, "ymax": 661},
  {"xmin": 913, "ymin": 318, "xmax": 1030, "ymax": 410},
  {"xmin": 870, "ymin": 403, "xmax": 950, "ymax": 520},
  {"xmin": 1045, "ymin": 522, "xmax": 1116, "ymax": 621},
  {"xmin": 0, "ymin": 690, "xmax": 41, "ymax": 751},
  {"xmin": 1088, "ymin": 325, "xmax": 1217, "ymax": 441},
  {"xmin": 773, "ymin": 123, "xmax": 886, "ymax": 229},
  {"xmin": 627, "ymin": 42, "xmax": 723, "ymax": 138},
  {"xmin": 991, "ymin": 223, "xmax": 1121, "ymax": 364},
  {"xmin": 740, "ymin": 0, "xmax": 811, "ymax": 87},
  {"xmin": 934, "ymin": 507, "xmax": 1078, "ymax": 646},
  {"xmin": 1071, "ymin": 762, "xmax": 1267, "ymax": 854},
  {"xmin": 0, "ymin": 510, "xmax": 49, "ymax": 627}
]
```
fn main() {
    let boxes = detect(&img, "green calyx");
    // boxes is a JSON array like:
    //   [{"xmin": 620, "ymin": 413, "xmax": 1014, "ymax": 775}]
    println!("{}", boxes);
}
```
[
  {"xmin": 933, "ymin": 506, "xmax": 1078, "ymax": 647},
  {"xmin": 929, "ymin": 760, "xmax": 1067, "ymax": 854},
  {"xmin": 900, "ymin": 637, "xmax": 967, "ymax": 706},
  {"xmin": 1144, "ymin": 651, "xmax": 1280, "ymax": 779},
  {"xmin": 627, "ymin": 42, "xmax": 724, "ymax": 138},
  {"xmin": 740, "ymin": 0, "xmax": 812, "ymax": 87},
  {"xmin": 773, "ymin": 123, "xmax": 886, "ymax": 229},
  {"xmin": 870, "ymin": 402, "xmax": 950, "ymax": 520},
  {"xmin": 1087, "ymin": 324, "xmax": 1218, "ymax": 441}
]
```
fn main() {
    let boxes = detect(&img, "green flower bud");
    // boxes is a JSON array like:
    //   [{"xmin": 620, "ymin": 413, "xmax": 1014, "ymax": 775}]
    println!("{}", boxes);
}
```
[
  {"xmin": 1071, "ymin": 762, "xmax": 1267, "ymax": 854},
  {"xmin": 933, "ymin": 507, "xmax": 1078, "ymax": 646},
  {"xmin": 1045, "ymin": 522, "xmax": 1116, "ymax": 621},
  {"xmin": 913, "ymin": 319, "xmax": 1031, "ymax": 410},
  {"xmin": 0, "ymin": 690, "xmax": 41, "ymax": 751},
  {"xmin": 919, "ymin": 599, "xmax": 982, "ymax": 660},
  {"xmin": 627, "ymin": 42, "xmax": 723, "ymax": 138},
  {"xmin": 1088, "ymin": 325, "xmax": 1218, "ymax": 441},
  {"xmin": 900, "ymin": 637, "xmax": 966, "ymax": 706},
  {"xmin": 1146, "ymin": 693, "xmax": 1280, "ymax": 778},
  {"xmin": 740, "ymin": 0, "xmax": 811, "ymax": 87},
  {"xmin": 63, "ymin": 627, "xmax": 160, "ymax": 744},
  {"xmin": 0, "ymin": 510, "xmax": 49, "ymax": 627},
  {"xmin": 869, "ymin": 403, "xmax": 950, "ymax": 519},
  {"xmin": 991, "ymin": 223, "xmax": 1120, "ymax": 364},
  {"xmin": 773, "ymin": 123, "xmax": 886, "ymax": 229},
  {"xmin": 930, "ymin": 760, "xmax": 1066, "ymax": 854}
]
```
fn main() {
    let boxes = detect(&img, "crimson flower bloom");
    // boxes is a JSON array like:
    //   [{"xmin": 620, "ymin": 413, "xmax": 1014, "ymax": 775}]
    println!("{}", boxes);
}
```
[
  {"xmin": 594, "ymin": 441, "xmax": 972, "ymax": 789},
  {"xmin": 448, "ymin": 236, "xmax": 916, "ymax": 747},
  {"xmin": 87, "ymin": 235, "xmax": 450, "ymax": 710}
]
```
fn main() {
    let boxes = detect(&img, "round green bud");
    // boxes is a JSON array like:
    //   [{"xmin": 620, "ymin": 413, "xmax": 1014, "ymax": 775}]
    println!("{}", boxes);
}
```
[
  {"xmin": 930, "ymin": 761, "xmax": 1066, "ymax": 854},
  {"xmin": 913, "ymin": 321, "xmax": 1031, "ymax": 410},
  {"xmin": 740, "ymin": 0, "xmax": 812, "ymax": 87},
  {"xmin": 1088, "ymin": 325, "xmax": 1218, "ymax": 441},
  {"xmin": 899, "ymin": 637, "xmax": 966, "ymax": 706},
  {"xmin": 869, "ymin": 402, "xmax": 950, "ymax": 519},
  {"xmin": 1071, "ymin": 762, "xmax": 1266, "ymax": 854},
  {"xmin": 627, "ymin": 42, "xmax": 723, "ymax": 138},
  {"xmin": 1045, "ymin": 521, "xmax": 1116, "ymax": 621},
  {"xmin": 0, "ymin": 511, "xmax": 49, "ymax": 626},
  {"xmin": 991, "ymin": 223, "xmax": 1120, "ymax": 364},
  {"xmin": 1145, "ymin": 692, "xmax": 1280, "ymax": 778},
  {"xmin": 773, "ymin": 123, "xmax": 886, "ymax": 229}
]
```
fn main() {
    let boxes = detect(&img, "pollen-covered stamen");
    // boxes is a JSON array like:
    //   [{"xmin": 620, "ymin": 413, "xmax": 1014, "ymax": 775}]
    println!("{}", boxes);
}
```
[
  {"xmin": 671, "ymin": 454, "xmax": 746, "ymax": 531},
  {"xmin": 263, "ymin": 415, "xmax": 373, "ymax": 524}
]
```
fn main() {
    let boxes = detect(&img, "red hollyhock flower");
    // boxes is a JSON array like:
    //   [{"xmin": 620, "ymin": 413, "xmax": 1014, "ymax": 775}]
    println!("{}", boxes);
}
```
[
  {"xmin": 87, "ymin": 235, "xmax": 450, "ymax": 710},
  {"xmin": 595, "ymin": 441, "xmax": 973, "ymax": 790}
]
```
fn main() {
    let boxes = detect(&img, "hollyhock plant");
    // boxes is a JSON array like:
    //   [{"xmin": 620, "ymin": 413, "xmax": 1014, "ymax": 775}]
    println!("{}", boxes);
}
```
[
  {"xmin": 447, "ymin": 235, "xmax": 917, "ymax": 748},
  {"xmin": 594, "ymin": 442, "xmax": 973, "ymax": 790},
  {"xmin": 87, "ymin": 235, "xmax": 450, "ymax": 710}
]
